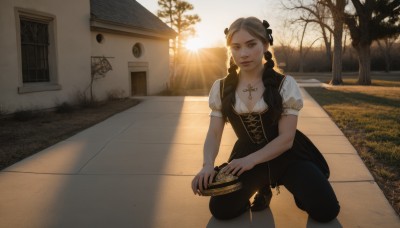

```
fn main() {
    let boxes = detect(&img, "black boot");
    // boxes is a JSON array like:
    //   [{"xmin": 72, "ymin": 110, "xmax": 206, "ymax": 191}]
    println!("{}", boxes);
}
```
[{"xmin": 251, "ymin": 188, "xmax": 272, "ymax": 211}]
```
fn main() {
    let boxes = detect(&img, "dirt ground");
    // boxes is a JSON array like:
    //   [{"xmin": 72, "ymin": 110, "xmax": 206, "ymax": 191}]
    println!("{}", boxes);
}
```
[{"xmin": 0, "ymin": 98, "xmax": 139, "ymax": 170}]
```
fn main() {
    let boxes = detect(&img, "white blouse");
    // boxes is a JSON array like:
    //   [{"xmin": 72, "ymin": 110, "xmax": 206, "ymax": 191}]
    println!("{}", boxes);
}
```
[{"xmin": 209, "ymin": 75, "xmax": 303, "ymax": 117}]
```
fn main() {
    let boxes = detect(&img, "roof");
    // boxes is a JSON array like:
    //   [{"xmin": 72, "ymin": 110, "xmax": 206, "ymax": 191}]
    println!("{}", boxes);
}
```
[{"xmin": 90, "ymin": 0, "xmax": 177, "ymax": 39}]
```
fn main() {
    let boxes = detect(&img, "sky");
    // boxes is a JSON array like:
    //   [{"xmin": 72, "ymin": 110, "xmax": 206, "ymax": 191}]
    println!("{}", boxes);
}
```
[{"xmin": 136, "ymin": 0, "xmax": 287, "ymax": 48}]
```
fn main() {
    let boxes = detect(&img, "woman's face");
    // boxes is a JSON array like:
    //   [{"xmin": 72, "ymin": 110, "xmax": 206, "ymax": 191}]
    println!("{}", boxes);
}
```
[{"xmin": 229, "ymin": 29, "xmax": 266, "ymax": 72}]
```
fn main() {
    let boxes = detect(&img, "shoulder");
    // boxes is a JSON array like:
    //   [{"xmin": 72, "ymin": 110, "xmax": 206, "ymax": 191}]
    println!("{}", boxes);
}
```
[
  {"xmin": 209, "ymin": 78, "xmax": 226, "ymax": 101},
  {"xmin": 208, "ymin": 79, "xmax": 224, "ymax": 117},
  {"xmin": 210, "ymin": 78, "xmax": 223, "ymax": 94},
  {"xmin": 279, "ymin": 75, "xmax": 303, "ymax": 115},
  {"xmin": 284, "ymin": 75, "xmax": 296, "ymax": 83},
  {"xmin": 280, "ymin": 75, "xmax": 299, "ymax": 92},
  {"xmin": 212, "ymin": 78, "xmax": 223, "ymax": 87},
  {"xmin": 272, "ymin": 72, "xmax": 286, "ymax": 91}
]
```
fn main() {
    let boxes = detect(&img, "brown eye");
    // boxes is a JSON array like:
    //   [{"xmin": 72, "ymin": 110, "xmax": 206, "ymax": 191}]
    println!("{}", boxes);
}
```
[{"xmin": 231, "ymin": 45, "xmax": 240, "ymax": 51}]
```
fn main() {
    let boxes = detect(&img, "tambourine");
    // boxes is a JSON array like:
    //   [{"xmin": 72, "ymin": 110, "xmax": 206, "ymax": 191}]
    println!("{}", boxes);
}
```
[{"xmin": 200, "ymin": 163, "xmax": 243, "ymax": 196}]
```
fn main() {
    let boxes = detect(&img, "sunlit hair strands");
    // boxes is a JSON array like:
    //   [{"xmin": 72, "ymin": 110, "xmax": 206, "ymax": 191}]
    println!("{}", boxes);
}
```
[
  {"xmin": 224, "ymin": 17, "xmax": 271, "ymax": 46},
  {"xmin": 221, "ymin": 17, "xmax": 284, "ymax": 123}
]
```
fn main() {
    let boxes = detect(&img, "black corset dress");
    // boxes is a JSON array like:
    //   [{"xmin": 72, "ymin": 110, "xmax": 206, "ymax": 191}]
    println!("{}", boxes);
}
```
[{"xmin": 220, "ymin": 77, "xmax": 330, "ymax": 185}]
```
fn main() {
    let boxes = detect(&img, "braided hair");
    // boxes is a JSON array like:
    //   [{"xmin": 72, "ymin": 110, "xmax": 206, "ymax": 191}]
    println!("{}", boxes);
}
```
[{"xmin": 221, "ymin": 17, "xmax": 283, "ymax": 123}]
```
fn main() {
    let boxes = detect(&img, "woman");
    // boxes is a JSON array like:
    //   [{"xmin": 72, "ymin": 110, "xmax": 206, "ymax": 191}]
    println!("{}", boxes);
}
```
[{"xmin": 191, "ymin": 17, "xmax": 340, "ymax": 223}]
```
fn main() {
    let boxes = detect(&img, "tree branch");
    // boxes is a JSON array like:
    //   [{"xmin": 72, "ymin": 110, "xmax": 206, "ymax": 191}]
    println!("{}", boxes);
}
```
[
  {"xmin": 372, "ymin": 1, "xmax": 400, "ymax": 23},
  {"xmin": 350, "ymin": 0, "xmax": 364, "ymax": 13},
  {"xmin": 304, "ymin": 37, "xmax": 323, "ymax": 57},
  {"xmin": 299, "ymin": 18, "xmax": 334, "ymax": 33}
]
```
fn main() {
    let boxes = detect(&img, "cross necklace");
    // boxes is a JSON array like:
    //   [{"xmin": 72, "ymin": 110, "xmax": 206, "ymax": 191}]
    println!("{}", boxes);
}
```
[{"xmin": 242, "ymin": 80, "xmax": 262, "ymax": 100}]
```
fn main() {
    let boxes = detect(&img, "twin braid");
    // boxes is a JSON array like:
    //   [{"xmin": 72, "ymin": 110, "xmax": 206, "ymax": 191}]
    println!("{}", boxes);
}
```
[
  {"xmin": 221, "ymin": 57, "xmax": 239, "ymax": 122},
  {"xmin": 261, "ymin": 20, "xmax": 283, "ymax": 124},
  {"xmin": 262, "ymin": 51, "xmax": 283, "ymax": 124}
]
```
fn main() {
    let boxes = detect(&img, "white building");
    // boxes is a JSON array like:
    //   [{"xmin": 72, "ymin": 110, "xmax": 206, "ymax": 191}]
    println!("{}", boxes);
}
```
[{"xmin": 0, "ymin": 0, "xmax": 176, "ymax": 113}]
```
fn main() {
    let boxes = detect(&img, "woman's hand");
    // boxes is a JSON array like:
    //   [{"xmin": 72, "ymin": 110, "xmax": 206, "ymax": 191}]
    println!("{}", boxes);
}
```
[
  {"xmin": 191, "ymin": 164, "xmax": 216, "ymax": 195},
  {"xmin": 221, "ymin": 156, "xmax": 256, "ymax": 176}
]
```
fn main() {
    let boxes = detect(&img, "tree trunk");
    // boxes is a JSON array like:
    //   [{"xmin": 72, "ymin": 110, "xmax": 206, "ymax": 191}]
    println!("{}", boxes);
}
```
[
  {"xmin": 285, "ymin": 54, "xmax": 290, "ymax": 71},
  {"xmin": 356, "ymin": 44, "xmax": 372, "ymax": 85},
  {"xmin": 321, "ymin": 27, "xmax": 332, "ymax": 69},
  {"xmin": 330, "ymin": 26, "xmax": 343, "ymax": 85},
  {"xmin": 342, "ymin": 32, "xmax": 347, "ymax": 54},
  {"xmin": 298, "ymin": 54, "xmax": 304, "ymax": 73},
  {"xmin": 299, "ymin": 22, "xmax": 308, "ymax": 73},
  {"xmin": 299, "ymin": 41, "xmax": 304, "ymax": 73},
  {"xmin": 377, "ymin": 39, "xmax": 392, "ymax": 73},
  {"xmin": 90, "ymin": 76, "xmax": 94, "ymax": 103},
  {"xmin": 299, "ymin": 44, "xmax": 304, "ymax": 73},
  {"xmin": 383, "ymin": 47, "xmax": 391, "ymax": 73},
  {"xmin": 385, "ymin": 54, "xmax": 391, "ymax": 73},
  {"xmin": 329, "ymin": 0, "xmax": 345, "ymax": 85},
  {"xmin": 326, "ymin": 41, "xmax": 332, "ymax": 71}
]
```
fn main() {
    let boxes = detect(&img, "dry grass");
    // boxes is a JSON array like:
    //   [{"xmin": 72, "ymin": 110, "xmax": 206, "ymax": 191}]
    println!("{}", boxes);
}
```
[
  {"xmin": 0, "ymin": 98, "xmax": 139, "ymax": 170},
  {"xmin": 305, "ymin": 82, "xmax": 400, "ymax": 216}
]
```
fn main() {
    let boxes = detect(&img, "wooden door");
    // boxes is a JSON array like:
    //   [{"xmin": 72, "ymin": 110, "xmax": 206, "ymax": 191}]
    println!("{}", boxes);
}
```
[{"xmin": 131, "ymin": 72, "xmax": 147, "ymax": 96}]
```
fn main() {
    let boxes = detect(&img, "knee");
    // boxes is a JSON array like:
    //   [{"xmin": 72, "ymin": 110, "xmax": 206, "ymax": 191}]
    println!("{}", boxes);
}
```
[
  {"xmin": 308, "ymin": 200, "xmax": 340, "ymax": 223},
  {"xmin": 209, "ymin": 198, "xmax": 249, "ymax": 220},
  {"xmin": 209, "ymin": 205, "xmax": 232, "ymax": 220}
]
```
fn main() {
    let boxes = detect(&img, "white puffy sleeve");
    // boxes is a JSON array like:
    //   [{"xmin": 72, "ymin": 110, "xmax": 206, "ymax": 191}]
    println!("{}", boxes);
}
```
[
  {"xmin": 280, "ymin": 76, "xmax": 303, "ymax": 116},
  {"xmin": 209, "ymin": 79, "xmax": 223, "ymax": 118}
]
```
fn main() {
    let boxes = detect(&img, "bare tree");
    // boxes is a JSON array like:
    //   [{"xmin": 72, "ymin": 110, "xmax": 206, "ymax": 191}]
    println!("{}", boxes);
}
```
[
  {"xmin": 320, "ymin": 0, "xmax": 346, "ymax": 85},
  {"xmin": 344, "ymin": 0, "xmax": 400, "ymax": 85},
  {"xmin": 283, "ymin": 0, "xmax": 347, "ymax": 85},
  {"xmin": 90, "ymin": 56, "xmax": 112, "ymax": 102},
  {"xmin": 376, "ymin": 35, "xmax": 400, "ymax": 72},
  {"xmin": 298, "ymin": 21, "xmax": 322, "ymax": 72},
  {"xmin": 275, "ymin": 21, "xmax": 298, "ymax": 71},
  {"xmin": 298, "ymin": 21, "xmax": 309, "ymax": 73},
  {"xmin": 318, "ymin": 3, "xmax": 333, "ymax": 68}
]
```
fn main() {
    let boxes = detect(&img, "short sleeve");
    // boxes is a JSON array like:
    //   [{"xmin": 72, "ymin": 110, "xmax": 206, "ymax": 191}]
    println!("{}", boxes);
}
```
[
  {"xmin": 209, "ymin": 79, "xmax": 223, "ymax": 118},
  {"xmin": 280, "ymin": 76, "xmax": 303, "ymax": 116}
]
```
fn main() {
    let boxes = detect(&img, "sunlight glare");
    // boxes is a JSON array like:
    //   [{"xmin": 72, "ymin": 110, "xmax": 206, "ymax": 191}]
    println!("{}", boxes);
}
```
[{"xmin": 185, "ymin": 37, "xmax": 204, "ymax": 52}]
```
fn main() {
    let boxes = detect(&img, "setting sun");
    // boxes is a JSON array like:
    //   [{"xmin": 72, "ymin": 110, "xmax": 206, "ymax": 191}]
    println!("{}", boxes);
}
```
[{"xmin": 185, "ymin": 37, "xmax": 205, "ymax": 52}]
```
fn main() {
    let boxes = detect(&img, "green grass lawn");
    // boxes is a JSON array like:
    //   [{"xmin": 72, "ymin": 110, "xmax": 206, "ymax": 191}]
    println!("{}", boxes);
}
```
[{"xmin": 304, "ymin": 82, "xmax": 400, "ymax": 215}]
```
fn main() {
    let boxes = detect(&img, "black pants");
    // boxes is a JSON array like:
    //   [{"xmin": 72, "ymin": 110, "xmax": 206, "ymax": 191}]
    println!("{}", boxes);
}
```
[{"xmin": 209, "ymin": 160, "xmax": 340, "ymax": 223}]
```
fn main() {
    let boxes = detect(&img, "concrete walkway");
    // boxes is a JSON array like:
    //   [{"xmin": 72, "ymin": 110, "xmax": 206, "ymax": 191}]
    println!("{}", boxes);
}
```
[{"xmin": 1, "ymin": 85, "xmax": 399, "ymax": 227}]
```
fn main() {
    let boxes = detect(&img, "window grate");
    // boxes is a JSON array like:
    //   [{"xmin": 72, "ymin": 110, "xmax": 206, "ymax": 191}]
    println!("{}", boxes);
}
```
[{"xmin": 20, "ymin": 19, "xmax": 50, "ymax": 83}]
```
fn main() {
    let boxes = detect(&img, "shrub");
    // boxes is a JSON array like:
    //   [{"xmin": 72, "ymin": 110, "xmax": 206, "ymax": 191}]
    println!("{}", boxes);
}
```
[
  {"xmin": 13, "ymin": 109, "xmax": 39, "ymax": 121},
  {"xmin": 106, "ymin": 89, "xmax": 126, "ymax": 101},
  {"xmin": 0, "ymin": 105, "xmax": 7, "ymax": 117},
  {"xmin": 55, "ymin": 102, "xmax": 75, "ymax": 113},
  {"xmin": 74, "ymin": 90, "xmax": 96, "ymax": 108}
]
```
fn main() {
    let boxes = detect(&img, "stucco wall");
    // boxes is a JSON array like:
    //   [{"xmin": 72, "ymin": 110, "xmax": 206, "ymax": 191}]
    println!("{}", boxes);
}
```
[
  {"xmin": 0, "ymin": 0, "xmax": 172, "ymax": 113},
  {"xmin": 0, "ymin": 0, "xmax": 91, "ymax": 113},
  {"xmin": 90, "ymin": 32, "xmax": 170, "ymax": 98}
]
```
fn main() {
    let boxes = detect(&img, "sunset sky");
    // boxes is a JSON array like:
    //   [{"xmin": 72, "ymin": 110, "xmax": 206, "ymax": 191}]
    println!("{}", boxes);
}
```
[{"xmin": 136, "ymin": 0, "xmax": 287, "ymax": 48}]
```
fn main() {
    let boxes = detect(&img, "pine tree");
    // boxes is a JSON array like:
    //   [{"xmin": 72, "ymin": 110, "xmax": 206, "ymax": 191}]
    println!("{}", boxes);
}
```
[{"xmin": 157, "ymin": 0, "xmax": 200, "ymax": 83}]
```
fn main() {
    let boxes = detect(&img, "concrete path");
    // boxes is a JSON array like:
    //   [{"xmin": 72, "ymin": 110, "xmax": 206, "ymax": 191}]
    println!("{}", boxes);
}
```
[{"xmin": 1, "ymin": 86, "xmax": 399, "ymax": 227}]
